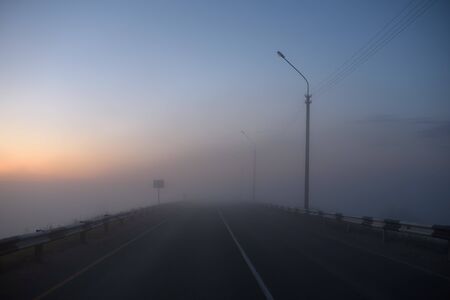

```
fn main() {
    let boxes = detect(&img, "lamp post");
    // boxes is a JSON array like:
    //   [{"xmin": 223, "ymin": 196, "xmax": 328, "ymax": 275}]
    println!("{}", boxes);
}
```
[
  {"xmin": 277, "ymin": 50, "xmax": 312, "ymax": 210},
  {"xmin": 241, "ymin": 130, "xmax": 256, "ymax": 202}
]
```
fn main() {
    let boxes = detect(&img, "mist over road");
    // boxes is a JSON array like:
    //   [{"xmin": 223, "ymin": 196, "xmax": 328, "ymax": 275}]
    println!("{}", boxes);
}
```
[{"xmin": 2, "ymin": 202, "xmax": 449, "ymax": 300}]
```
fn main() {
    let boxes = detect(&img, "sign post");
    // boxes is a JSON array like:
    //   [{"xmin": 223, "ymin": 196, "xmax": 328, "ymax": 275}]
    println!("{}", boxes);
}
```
[{"xmin": 153, "ymin": 179, "xmax": 164, "ymax": 205}]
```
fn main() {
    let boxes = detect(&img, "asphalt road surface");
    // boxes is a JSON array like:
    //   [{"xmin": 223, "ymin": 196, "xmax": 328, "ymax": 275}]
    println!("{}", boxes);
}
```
[{"xmin": 2, "ymin": 202, "xmax": 450, "ymax": 299}]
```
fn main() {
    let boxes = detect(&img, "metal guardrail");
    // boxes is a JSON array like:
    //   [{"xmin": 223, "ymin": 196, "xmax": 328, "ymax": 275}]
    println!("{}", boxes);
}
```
[
  {"xmin": 0, "ymin": 206, "xmax": 154, "ymax": 258},
  {"xmin": 263, "ymin": 203, "xmax": 450, "ymax": 258}
]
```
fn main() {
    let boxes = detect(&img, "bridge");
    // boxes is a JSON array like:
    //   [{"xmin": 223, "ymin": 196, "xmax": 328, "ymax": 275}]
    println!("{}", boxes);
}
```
[{"xmin": 1, "ymin": 202, "xmax": 450, "ymax": 299}]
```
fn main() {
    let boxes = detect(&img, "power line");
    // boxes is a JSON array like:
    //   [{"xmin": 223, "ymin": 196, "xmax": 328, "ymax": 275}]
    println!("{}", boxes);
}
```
[
  {"xmin": 275, "ymin": 0, "xmax": 437, "ymax": 135},
  {"xmin": 314, "ymin": 0, "xmax": 437, "ymax": 97},
  {"xmin": 314, "ymin": 0, "xmax": 418, "ymax": 91},
  {"xmin": 317, "ymin": 0, "xmax": 437, "ymax": 96},
  {"xmin": 315, "ymin": 0, "xmax": 435, "ymax": 96}
]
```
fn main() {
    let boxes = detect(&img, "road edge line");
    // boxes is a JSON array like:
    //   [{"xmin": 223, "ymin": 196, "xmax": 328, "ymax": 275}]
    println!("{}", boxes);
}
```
[
  {"xmin": 218, "ymin": 209, "xmax": 274, "ymax": 300},
  {"xmin": 33, "ymin": 219, "xmax": 169, "ymax": 300}
]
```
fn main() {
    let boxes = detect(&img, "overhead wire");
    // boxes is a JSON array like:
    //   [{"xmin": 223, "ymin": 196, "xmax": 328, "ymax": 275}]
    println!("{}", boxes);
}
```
[
  {"xmin": 314, "ymin": 0, "xmax": 419, "ymax": 92},
  {"xmin": 274, "ymin": 0, "xmax": 438, "ymax": 135},
  {"xmin": 314, "ymin": 0, "xmax": 437, "ymax": 97}
]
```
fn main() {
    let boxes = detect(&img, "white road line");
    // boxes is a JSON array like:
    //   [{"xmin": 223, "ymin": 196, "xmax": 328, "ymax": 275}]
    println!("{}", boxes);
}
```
[
  {"xmin": 218, "ymin": 209, "xmax": 274, "ymax": 300},
  {"xmin": 33, "ymin": 219, "xmax": 169, "ymax": 300}
]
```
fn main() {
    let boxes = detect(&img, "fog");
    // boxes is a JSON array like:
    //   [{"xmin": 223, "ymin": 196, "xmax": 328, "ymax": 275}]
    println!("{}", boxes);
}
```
[
  {"xmin": 2, "ymin": 114, "xmax": 449, "ymax": 238},
  {"xmin": 1, "ymin": 0, "xmax": 450, "ymax": 239}
]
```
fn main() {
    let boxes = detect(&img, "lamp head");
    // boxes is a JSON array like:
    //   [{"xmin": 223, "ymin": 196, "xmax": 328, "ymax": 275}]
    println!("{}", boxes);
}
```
[{"xmin": 277, "ymin": 51, "xmax": 285, "ymax": 59}]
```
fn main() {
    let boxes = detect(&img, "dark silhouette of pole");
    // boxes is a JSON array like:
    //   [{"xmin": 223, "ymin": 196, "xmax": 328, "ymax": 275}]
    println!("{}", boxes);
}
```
[
  {"xmin": 277, "ymin": 51, "xmax": 312, "ymax": 210},
  {"xmin": 241, "ymin": 130, "xmax": 256, "ymax": 202}
]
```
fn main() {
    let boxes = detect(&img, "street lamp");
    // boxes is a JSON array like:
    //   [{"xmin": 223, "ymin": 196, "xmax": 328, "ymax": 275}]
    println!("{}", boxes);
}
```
[
  {"xmin": 241, "ymin": 130, "xmax": 256, "ymax": 202},
  {"xmin": 277, "ymin": 50, "xmax": 312, "ymax": 210}
]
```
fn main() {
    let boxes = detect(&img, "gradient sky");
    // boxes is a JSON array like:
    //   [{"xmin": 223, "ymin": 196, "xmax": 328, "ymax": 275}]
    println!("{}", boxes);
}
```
[{"xmin": 0, "ymin": 0, "xmax": 449, "ymax": 236}]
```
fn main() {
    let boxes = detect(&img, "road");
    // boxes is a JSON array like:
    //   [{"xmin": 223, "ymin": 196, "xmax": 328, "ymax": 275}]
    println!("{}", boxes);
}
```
[{"xmin": 2, "ymin": 202, "xmax": 450, "ymax": 299}]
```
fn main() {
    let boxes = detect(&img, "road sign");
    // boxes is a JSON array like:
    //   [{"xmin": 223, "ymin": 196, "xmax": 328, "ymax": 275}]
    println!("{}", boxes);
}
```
[{"xmin": 153, "ymin": 179, "xmax": 164, "ymax": 205}]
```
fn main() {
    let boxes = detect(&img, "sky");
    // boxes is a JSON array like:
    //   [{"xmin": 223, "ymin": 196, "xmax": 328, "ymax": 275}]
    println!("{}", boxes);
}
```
[{"xmin": 0, "ymin": 0, "xmax": 449, "ymax": 237}]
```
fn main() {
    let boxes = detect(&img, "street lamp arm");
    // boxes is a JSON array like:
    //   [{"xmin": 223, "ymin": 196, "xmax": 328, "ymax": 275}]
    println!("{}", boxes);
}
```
[{"xmin": 277, "ymin": 51, "xmax": 310, "ymax": 96}]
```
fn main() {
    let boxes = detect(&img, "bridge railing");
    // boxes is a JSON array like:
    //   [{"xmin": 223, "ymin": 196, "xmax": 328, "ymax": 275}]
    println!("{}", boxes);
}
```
[
  {"xmin": 263, "ymin": 203, "xmax": 450, "ymax": 258},
  {"xmin": 0, "ymin": 206, "xmax": 154, "ymax": 259}
]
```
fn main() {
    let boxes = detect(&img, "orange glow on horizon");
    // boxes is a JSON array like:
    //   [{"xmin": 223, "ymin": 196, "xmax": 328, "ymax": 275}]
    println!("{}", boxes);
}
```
[
  {"xmin": 0, "ymin": 132, "xmax": 133, "ymax": 178},
  {"xmin": 0, "ymin": 130, "xmax": 176, "ymax": 179},
  {"xmin": 1, "ymin": 143, "xmax": 101, "ymax": 178}
]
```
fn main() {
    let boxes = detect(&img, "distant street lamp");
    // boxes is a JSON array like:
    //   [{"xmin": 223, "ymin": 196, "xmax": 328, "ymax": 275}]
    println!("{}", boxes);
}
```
[
  {"xmin": 241, "ymin": 130, "xmax": 256, "ymax": 202},
  {"xmin": 277, "ymin": 51, "xmax": 312, "ymax": 210}
]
